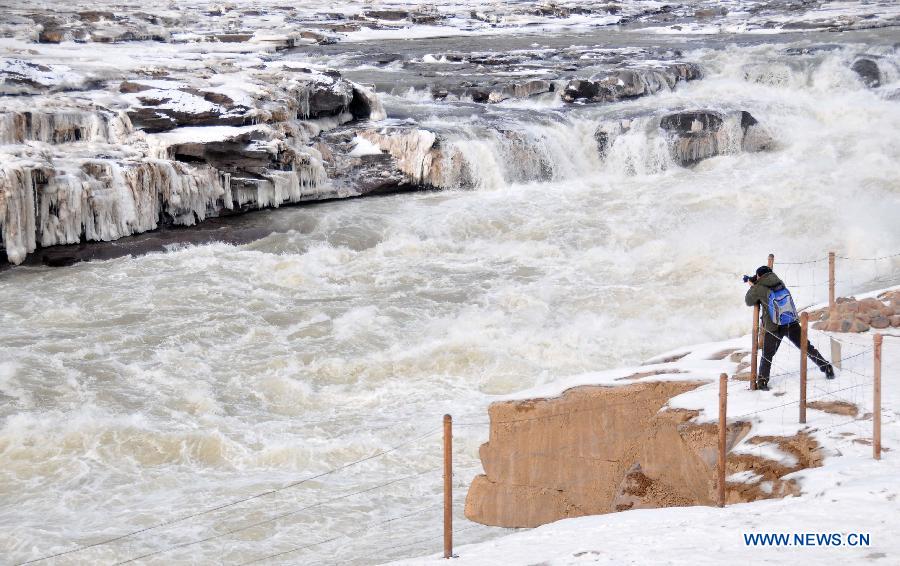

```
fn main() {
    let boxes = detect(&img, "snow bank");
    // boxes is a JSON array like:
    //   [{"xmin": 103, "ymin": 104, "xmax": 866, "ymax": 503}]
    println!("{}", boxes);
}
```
[{"xmin": 391, "ymin": 326, "xmax": 900, "ymax": 565}]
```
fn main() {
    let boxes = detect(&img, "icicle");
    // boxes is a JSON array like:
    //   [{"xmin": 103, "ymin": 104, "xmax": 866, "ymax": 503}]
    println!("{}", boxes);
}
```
[{"xmin": 0, "ymin": 164, "xmax": 37, "ymax": 264}]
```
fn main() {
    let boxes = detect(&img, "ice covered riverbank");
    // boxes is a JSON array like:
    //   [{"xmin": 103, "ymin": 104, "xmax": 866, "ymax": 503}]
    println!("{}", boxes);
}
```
[{"xmin": 2, "ymin": 2, "xmax": 900, "ymax": 266}]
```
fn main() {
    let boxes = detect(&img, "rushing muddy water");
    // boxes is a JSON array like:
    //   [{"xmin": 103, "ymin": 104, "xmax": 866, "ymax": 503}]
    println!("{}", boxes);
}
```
[{"xmin": 3, "ymin": 24, "xmax": 900, "ymax": 566}]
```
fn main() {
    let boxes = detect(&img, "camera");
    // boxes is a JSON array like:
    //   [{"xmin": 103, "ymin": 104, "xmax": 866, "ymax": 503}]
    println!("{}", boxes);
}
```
[{"xmin": 743, "ymin": 274, "xmax": 757, "ymax": 284}]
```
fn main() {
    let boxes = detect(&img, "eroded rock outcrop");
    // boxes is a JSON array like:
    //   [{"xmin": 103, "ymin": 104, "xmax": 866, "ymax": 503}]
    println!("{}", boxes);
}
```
[
  {"xmin": 0, "ymin": 59, "xmax": 87, "ymax": 95},
  {"xmin": 465, "ymin": 380, "xmax": 820, "ymax": 528},
  {"xmin": 562, "ymin": 62, "xmax": 702, "ymax": 104},
  {"xmin": 121, "ymin": 72, "xmax": 382, "ymax": 133},
  {"xmin": 0, "ymin": 61, "xmax": 390, "ymax": 264},
  {"xmin": 0, "ymin": 159, "xmax": 228, "ymax": 265},
  {"xmin": 595, "ymin": 110, "xmax": 773, "ymax": 169},
  {"xmin": 433, "ymin": 79, "xmax": 555, "ymax": 104},
  {"xmin": 0, "ymin": 108, "xmax": 129, "ymax": 144},
  {"xmin": 659, "ymin": 110, "xmax": 774, "ymax": 165},
  {"xmin": 353, "ymin": 124, "xmax": 562, "ymax": 190}
]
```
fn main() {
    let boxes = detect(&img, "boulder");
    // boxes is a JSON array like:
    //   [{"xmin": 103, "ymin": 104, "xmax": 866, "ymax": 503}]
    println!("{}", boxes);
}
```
[
  {"xmin": 307, "ymin": 79, "xmax": 354, "ymax": 118},
  {"xmin": 38, "ymin": 27, "xmax": 65, "ymax": 43},
  {"xmin": 851, "ymin": 58, "xmax": 881, "ymax": 88},
  {"xmin": 659, "ymin": 110, "xmax": 772, "ymax": 165},
  {"xmin": 871, "ymin": 316, "xmax": 890, "ymax": 330},
  {"xmin": 859, "ymin": 297, "xmax": 883, "ymax": 311},
  {"xmin": 659, "ymin": 111, "xmax": 724, "ymax": 134},
  {"xmin": 561, "ymin": 79, "xmax": 598, "ymax": 101}
]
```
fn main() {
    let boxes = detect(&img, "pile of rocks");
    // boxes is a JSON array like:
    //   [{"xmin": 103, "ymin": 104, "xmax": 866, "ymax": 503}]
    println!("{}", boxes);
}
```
[{"xmin": 811, "ymin": 290, "xmax": 900, "ymax": 332}]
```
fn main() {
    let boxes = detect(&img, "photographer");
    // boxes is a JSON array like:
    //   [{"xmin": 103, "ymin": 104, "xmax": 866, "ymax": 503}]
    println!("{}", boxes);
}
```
[{"xmin": 744, "ymin": 266, "xmax": 835, "ymax": 390}]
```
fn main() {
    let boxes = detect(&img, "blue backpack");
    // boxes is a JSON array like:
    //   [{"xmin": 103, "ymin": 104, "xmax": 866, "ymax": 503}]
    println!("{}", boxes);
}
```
[{"xmin": 767, "ymin": 284, "xmax": 798, "ymax": 326}]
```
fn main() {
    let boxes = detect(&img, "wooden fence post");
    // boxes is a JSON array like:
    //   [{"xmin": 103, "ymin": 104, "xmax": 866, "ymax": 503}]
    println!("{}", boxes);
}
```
[
  {"xmin": 874, "ymin": 335, "xmax": 882, "ymax": 461},
  {"xmin": 800, "ymin": 312, "xmax": 808, "ymax": 424},
  {"xmin": 443, "ymin": 414, "xmax": 453, "ymax": 558},
  {"xmin": 829, "ymin": 251, "xmax": 836, "ymax": 310},
  {"xmin": 718, "ymin": 373, "xmax": 727, "ymax": 507},
  {"xmin": 750, "ymin": 306, "xmax": 759, "ymax": 391}
]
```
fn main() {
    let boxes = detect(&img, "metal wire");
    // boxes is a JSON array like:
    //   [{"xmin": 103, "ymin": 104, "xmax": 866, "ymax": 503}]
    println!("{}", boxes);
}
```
[
  {"xmin": 237, "ymin": 502, "xmax": 449, "ymax": 565},
  {"xmin": 113, "ymin": 469, "xmax": 441, "ymax": 565},
  {"xmin": 15, "ymin": 426, "xmax": 442, "ymax": 566},
  {"xmin": 837, "ymin": 253, "xmax": 900, "ymax": 261},
  {"xmin": 776, "ymin": 258, "xmax": 828, "ymax": 265}
]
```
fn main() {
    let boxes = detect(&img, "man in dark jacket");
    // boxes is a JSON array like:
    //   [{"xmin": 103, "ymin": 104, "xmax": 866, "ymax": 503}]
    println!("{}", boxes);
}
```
[{"xmin": 745, "ymin": 266, "xmax": 835, "ymax": 390}]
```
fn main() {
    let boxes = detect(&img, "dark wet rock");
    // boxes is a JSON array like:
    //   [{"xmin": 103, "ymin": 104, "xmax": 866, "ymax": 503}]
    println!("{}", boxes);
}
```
[
  {"xmin": 410, "ymin": 12, "xmax": 443, "ymax": 25},
  {"xmin": 211, "ymin": 33, "xmax": 254, "ymax": 43},
  {"xmin": 321, "ymin": 22, "xmax": 362, "ymax": 33},
  {"xmin": 0, "ymin": 219, "xmax": 276, "ymax": 270},
  {"xmin": 37, "ymin": 26, "xmax": 65, "ymax": 43},
  {"xmin": 528, "ymin": 5, "xmax": 590, "ymax": 18},
  {"xmin": 783, "ymin": 44, "xmax": 843, "ymax": 55},
  {"xmin": 364, "ymin": 10, "xmax": 409, "ymax": 21},
  {"xmin": 119, "ymin": 80, "xmax": 158, "ymax": 93},
  {"xmin": 660, "ymin": 110, "xmax": 772, "ymax": 165},
  {"xmin": 348, "ymin": 85, "xmax": 384, "ymax": 120},
  {"xmin": 375, "ymin": 54, "xmax": 404, "ymax": 65},
  {"xmin": 562, "ymin": 62, "xmax": 701, "ymax": 104},
  {"xmin": 168, "ymin": 129, "xmax": 280, "ymax": 172},
  {"xmin": 851, "ymin": 57, "xmax": 881, "ymax": 87},
  {"xmin": 308, "ymin": 80, "xmax": 354, "ymax": 118},
  {"xmin": 564, "ymin": 79, "xmax": 600, "ymax": 101},
  {"xmin": 659, "ymin": 111, "xmax": 724, "ymax": 134}
]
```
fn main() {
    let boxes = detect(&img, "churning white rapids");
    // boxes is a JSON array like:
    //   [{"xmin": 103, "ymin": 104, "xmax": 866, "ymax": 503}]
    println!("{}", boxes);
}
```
[{"xmin": 3, "ymin": 41, "xmax": 900, "ymax": 565}]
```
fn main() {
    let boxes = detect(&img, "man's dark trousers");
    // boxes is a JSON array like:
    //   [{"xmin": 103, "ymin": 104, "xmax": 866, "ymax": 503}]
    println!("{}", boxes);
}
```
[{"xmin": 759, "ymin": 321, "xmax": 829, "ymax": 380}]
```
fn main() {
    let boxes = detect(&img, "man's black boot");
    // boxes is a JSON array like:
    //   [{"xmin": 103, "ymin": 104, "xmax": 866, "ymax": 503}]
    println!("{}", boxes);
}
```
[
  {"xmin": 824, "ymin": 364, "xmax": 835, "ymax": 380},
  {"xmin": 756, "ymin": 379, "xmax": 770, "ymax": 391}
]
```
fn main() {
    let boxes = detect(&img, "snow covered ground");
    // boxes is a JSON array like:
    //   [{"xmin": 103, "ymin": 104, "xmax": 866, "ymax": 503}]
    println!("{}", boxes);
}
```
[{"xmin": 393, "ymin": 293, "xmax": 900, "ymax": 565}]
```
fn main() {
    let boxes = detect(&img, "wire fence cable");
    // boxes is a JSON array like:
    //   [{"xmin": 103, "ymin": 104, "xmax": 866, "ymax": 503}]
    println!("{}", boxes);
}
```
[{"xmin": 16, "ymin": 426, "xmax": 442, "ymax": 566}]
